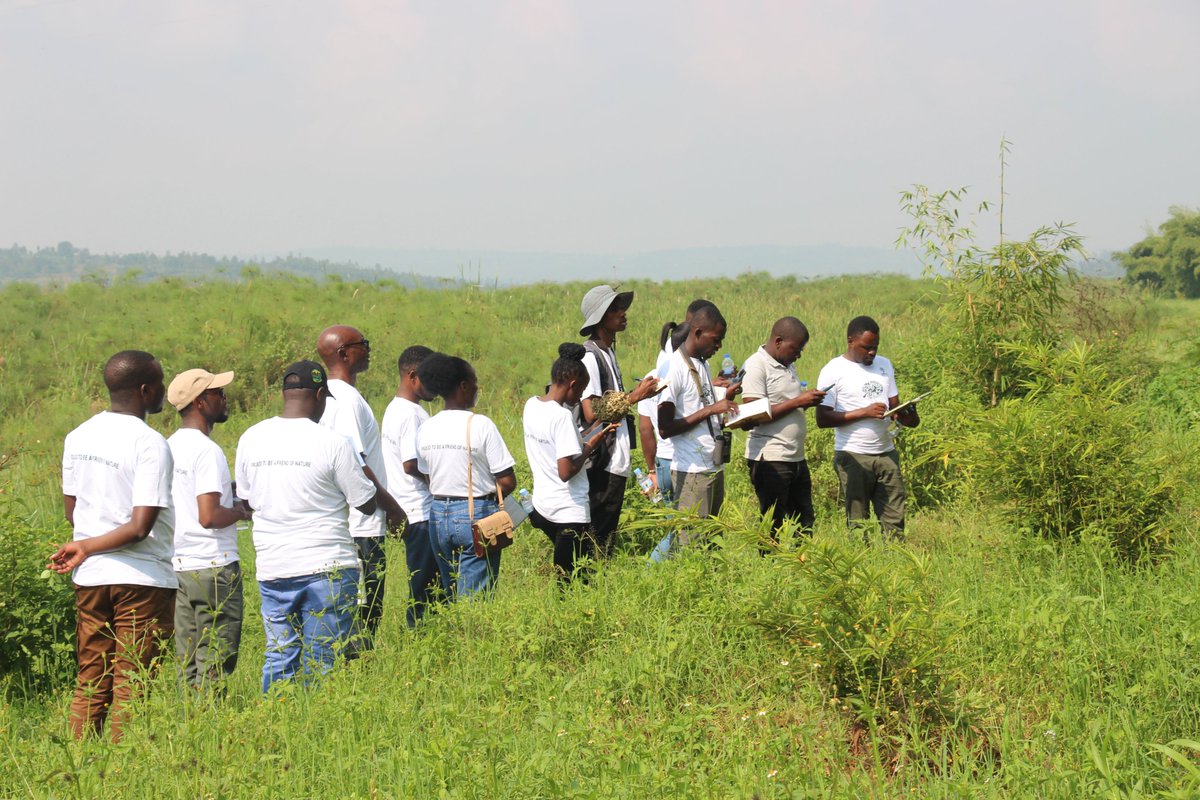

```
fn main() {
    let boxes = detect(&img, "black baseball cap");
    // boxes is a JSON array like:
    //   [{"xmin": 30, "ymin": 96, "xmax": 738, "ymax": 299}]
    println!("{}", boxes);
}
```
[{"xmin": 281, "ymin": 360, "xmax": 334, "ymax": 395}]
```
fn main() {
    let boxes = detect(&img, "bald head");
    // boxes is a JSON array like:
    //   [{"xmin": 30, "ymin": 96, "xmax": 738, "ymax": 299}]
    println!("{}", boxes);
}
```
[{"xmin": 317, "ymin": 325, "xmax": 371, "ymax": 383}]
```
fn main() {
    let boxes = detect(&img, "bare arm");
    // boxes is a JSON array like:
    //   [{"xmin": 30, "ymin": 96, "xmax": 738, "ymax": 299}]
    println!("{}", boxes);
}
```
[
  {"xmin": 402, "ymin": 458, "xmax": 429, "ymax": 484},
  {"xmin": 557, "ymin": 422, "xmax": 620, "ymax": 481},
  {"xmin": 638, "ymin": 414, "xmax": 657, "ymax": 468},
  {"xmin": 658, "ymin": 398, "xmax": 738, "ymax": 439},
  {"xmin": 362, "ymin": 464, "xmax": 405, "ymax": 528},
  {"xmin": 63, "ymin": 495, "xmax": 76, "ymax": 527},
  {"xmin": 49, "ymin": 506, "xmax": 163, "ymax": 573},
  {"xmin": 196, "ymin": 492, "xmax": 252, "ymax": 529},
  {"xmin": 493, "ymin": 467, "xmax": 517, "ymax": 498},
  {"xmin": 815, "ymin": 402, "xmax": 887, "ymax": 428},
  {"xmin": 891, "ymin": 394, "xmax": 921, "ymax": 428},
  {"xmin": 743, "ymin": 389, "xmax": 827, "ymax": 419}
]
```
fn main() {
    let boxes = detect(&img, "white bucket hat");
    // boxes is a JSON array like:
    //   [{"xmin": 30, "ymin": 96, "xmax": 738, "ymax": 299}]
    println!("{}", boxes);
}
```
[{"xmin": 579, "ymin": 285, "xmax": 634, "ymax": 336}]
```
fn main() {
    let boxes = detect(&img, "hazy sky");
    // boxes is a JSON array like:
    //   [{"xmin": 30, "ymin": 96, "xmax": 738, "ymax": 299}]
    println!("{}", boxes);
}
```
[{"xmin": 2, "ymin": 0, "xmax": 1197, "ymax": 261}]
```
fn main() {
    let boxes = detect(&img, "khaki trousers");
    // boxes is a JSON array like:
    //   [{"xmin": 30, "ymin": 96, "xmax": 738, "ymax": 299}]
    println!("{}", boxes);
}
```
[
  {"xmin": 834, "ymin": 449, "xmax": 906, "ymax": 539},
  {"xmin": 71, "ymin": 584, "xmax": 175, "ymax": 741}
]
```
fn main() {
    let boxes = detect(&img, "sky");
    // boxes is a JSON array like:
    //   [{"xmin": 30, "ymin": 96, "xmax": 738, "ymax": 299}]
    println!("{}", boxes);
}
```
[{"xmin": 1, "ymin": 0, "xmax": 1197, "ymax": 269}]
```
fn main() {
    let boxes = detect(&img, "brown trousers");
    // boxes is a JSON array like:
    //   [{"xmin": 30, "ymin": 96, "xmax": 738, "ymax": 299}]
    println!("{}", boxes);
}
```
[{"xmin": 70, "ymin": 583, "xmax": 175, "ymax": 741}]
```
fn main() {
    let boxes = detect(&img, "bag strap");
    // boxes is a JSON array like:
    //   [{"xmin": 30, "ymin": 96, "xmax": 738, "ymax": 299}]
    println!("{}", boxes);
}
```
[
  {"xmin": 584, "ymin": 339, "xmax": 624, "ymax": 393},
  {"xmin": 466, "ymin": 413, "xmax": 474, "ymax": 521},
  {"xmin": 465, "ymin": 413, "xmax": 504, "ymax": 523},
  {"xmin": 684, "ymin": 353, "xmax": 718, "ymax": 438}
]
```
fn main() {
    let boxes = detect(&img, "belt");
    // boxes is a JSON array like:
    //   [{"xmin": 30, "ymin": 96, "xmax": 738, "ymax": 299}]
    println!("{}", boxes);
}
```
[{"xmin": 433, "ymin": 494, "xmax": 497, "ymax": 503}]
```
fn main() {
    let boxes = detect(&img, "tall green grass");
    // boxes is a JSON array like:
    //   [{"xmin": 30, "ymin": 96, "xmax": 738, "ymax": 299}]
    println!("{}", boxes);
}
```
[{"xmin": 2, "ymin": 273, "xmax": 1198, "ymax": 797}]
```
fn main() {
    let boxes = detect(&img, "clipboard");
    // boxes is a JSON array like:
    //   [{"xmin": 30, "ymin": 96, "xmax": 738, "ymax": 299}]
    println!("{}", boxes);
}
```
[{"xmin": 882, "ymin": 391, "xmax": 932, "ymax": 418}]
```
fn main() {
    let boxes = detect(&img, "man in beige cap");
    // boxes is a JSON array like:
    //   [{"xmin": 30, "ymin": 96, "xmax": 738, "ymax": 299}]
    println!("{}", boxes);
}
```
[{"xmin": 166, "ymin": 368, "xmax": 251, "ymax": 690}]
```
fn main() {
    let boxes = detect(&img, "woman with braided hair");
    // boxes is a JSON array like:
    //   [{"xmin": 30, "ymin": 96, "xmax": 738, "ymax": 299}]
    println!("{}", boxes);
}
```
[{"xmin": 522, "ymin": 343, "xmax": 619, "ymax": 583}]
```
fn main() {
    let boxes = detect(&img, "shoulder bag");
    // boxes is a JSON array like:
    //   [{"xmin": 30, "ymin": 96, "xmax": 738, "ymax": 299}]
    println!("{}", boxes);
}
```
[{"xmin": 466, "ymin": 413, "xmax": 515, "ymax": 558}]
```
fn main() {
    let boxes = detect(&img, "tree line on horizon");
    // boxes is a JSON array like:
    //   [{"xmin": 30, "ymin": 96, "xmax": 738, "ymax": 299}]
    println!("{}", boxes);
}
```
[{"xmin": 0, "ymin": 241, "xmax": 450, "ymax": 288}]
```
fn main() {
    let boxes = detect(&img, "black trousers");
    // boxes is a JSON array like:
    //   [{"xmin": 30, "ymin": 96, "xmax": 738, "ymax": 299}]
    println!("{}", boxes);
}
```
[
  {"xmin": 529, "ymin": 510, "xmax": 595, "ymax": 583},
  {"xmin": 748, "ymin": 459, "xmax": 815, "ymax": 538},
  {"xmin": 353, "ymin": 536, "xmax": 386, "ymax": 651},
  {"xmin": 586, "ymin": 463, "xmax": 628, "ymax": 559}
]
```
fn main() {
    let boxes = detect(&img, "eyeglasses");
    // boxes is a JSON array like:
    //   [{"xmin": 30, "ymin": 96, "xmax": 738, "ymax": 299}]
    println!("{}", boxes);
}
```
[{"xmin": 340, "ymin": 339, "xmax": 371, "ymax": 352}]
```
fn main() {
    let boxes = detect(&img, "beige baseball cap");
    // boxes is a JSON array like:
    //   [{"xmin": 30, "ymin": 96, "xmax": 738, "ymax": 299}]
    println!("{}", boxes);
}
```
[{"xmin": 167, "ymin": 368, "xmax": 234, "ymax": 411}]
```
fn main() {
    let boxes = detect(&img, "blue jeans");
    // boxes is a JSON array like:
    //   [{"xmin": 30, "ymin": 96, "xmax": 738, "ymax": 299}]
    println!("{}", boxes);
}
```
[
  {"xmin": 403, "ymin": 520, "xmax": 441, "ymax": 626},
  {"xmin": 655, "ymin": 456, "xmax": 676, "ymax": 506},
  {"xmin": 430, "ymin": 498, "xmax": 501, "ymax": 599},
  {"xmin": 258, "ymin": 569, "xmax": 359, "ymax": 693}
]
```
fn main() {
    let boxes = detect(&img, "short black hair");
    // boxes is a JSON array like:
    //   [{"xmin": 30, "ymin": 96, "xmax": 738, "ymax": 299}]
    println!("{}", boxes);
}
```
[
  {"xmin": 551, "ymin": 342, "xmax": 588, "ymax": 385},
  {"xmin": 398, "ymin": 345, "xmax": 434, "ymax": 375},
  {"xmin": 671, "ymin": 300, "xmax": 718, "ymax": 350},
  {"xmin": 692, "ymin": 304, "xmax": 726, "ymax": 331},
  {"xmin": 417, "ymin": 353, "xmax": 474, "ymax": 399},
  {"xmin": 847, "ymin": 315, "xmax": 880, "ymax": 339},
  {"xmin": 103, "ymin": 350, "xmax": 160, "ymax": 395},
  {"xmin": 770, "ymin": 316, "xmax": 809, "ymax": 342}
]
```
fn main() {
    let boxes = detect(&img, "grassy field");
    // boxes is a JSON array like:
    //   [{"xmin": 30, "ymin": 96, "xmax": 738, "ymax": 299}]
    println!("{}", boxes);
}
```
[{"xmin": 2, "ymin": 272, "xmax": 1199, "ymax": 798}]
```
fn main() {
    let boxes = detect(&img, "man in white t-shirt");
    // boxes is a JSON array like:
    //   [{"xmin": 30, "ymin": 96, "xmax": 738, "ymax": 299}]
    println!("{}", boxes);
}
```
[
  {"xmin": 165, "ymin": 367, "xmax": 251, "ymax": 690},
  {"xmin": 577, "ymin": 285, "xmax": 657, "ymax": 557},
  {"xmin": 52, "ymin": 350, "xmax": 176, "ymax": 741},
  {"xmin": 236, "ymin": 360, "xmax": 378, "ymax": 692},
  {"xmin": 317, "ymin": 325, "xmax": 405, "ymax": 652},
  {"xmin": 741, "ymin": 317, "xmax": 826, "ymax": 542},
  {"xmin": 658, "ymin": 305, "xmax": 741, "ymax": 533},
  {"xmin": 638, "ymin": 299, "xmax": 720, "ymax": 506},
  {"xmin": 816, "ymin": 316, "xmax": 920, "ymax": 540},
  {"xmin": 380, "ymin": 345, "xmax": 441, "ymax": 626}
]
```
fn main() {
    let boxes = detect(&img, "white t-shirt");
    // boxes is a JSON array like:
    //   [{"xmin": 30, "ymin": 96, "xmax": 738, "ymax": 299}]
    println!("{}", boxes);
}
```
[
  {"xmin": 381, "ymin": 396, "xmax": 433, "ymax": 524},
  {"xmin": 62, "ymin": 412, "xmax": 177, "ymax": 589},
  {"xmin": 817, "ymin": 354, "xmax": 899, "ymax": 455},
  {"xmin": 523, "ymin": 397, "xmax": 589, "ymax": 524},
  {"xmin": 417, "ymin": 410, "xmax": 516, "ymax": 498},
  {"xmin": 742, "ymin": 346, "xmax": 807, "ymax": 462},
  {"xmin": 636, "ymin": 365, "xmax": 673, "ymax": 461},
  {"xmin": 581, "ymin": 346, "xmax": 631, "ymax": 478},
  {"xmin": 235, "ymin": 416, "xmax": 376, "ymax": 581},
  {"xmin": 319, "ymin": 379, "xmax": 387, "ymax": 538},
  {"xmin": 661, "ymin": 349, "xmax": 723, "ymax": 474},
  {"xmin": 167, "ymin": 428, "xmax": 239, "ymax": 571}
]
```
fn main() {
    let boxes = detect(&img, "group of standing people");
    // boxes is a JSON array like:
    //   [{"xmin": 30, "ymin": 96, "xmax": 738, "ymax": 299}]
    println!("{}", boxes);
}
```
[{"xmin": 50, "ymin": 285, "xmax": 920, "ymax": 741}]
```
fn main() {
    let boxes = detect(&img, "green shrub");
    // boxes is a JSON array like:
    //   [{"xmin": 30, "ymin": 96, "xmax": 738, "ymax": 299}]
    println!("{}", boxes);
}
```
[
  {"xmin": 751, "ymin": 536, "xmax": 965, "ymax": 738},
  {"xmin": 0, "ymin": 462, "xmax": 76, "ymax": 697},
  {"xmin": 943, "ymin": 342, "xmax": 1177, "ymax": 560}
]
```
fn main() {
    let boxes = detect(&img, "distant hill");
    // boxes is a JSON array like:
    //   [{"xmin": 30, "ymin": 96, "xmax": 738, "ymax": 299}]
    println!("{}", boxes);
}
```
[
  {"xmin": 0, "ymin": 243, "xmax": 451, "ymax": 287},
  {"xmin": 292, "ymin": 244, "xmax": 926, "ymax": 285},
  {"xmin": 2, "ymin": 241, "xmax": 1115, "ymax": 287}
]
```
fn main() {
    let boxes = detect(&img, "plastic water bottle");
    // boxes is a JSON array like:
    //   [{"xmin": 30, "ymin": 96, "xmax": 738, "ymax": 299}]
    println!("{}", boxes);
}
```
[
  {"xmin": 799, "ymin": 380, "xmax": 808, "ymax": 391},
  {"xmin": 633, "ymin": 468, "xmax": 662, "ymax": 504},
  {"xmin": 517, "ymin": 489, "xmax": 533, "ymax": 514},
  {"xmin": 720, "ymin": 353, "xmax": 736, "ymax": 378}
]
